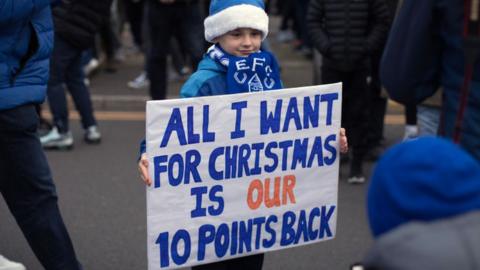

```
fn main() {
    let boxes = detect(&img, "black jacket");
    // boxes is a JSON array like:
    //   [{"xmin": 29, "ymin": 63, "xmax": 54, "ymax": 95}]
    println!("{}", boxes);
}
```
[
  {"xmin": 307, "ymin": 0, "xmax": 390, "ymax": 71},
  {"xmin": 52, "ymin": 0, "xmax": 112, "ymax": 49}
]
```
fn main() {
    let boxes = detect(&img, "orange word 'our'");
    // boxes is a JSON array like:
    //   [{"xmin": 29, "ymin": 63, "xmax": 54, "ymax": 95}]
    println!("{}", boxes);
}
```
[{"xmin": 247, "ymin": 175, "xmax": 297, "ymax": 210}]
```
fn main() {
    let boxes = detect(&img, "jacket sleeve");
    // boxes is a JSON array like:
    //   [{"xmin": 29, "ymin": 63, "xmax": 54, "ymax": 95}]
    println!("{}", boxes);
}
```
[
  {"xmin": 366, "ymin": 0, "xmax": 391, "ymax": 54},
  {"xmin": 0, "ymin": 0, "xmax": 51, "ymax": 25},
  {"xmin": 307, "ymin": 0, "xmax": 331, "ymax": 55},
  {"xmin": 380, "ymin": 0, "xmax": 441, "ymax": 105},
  {"xmin": 138, "ymin": 139, "xmax": 146, "ymax": 160}
]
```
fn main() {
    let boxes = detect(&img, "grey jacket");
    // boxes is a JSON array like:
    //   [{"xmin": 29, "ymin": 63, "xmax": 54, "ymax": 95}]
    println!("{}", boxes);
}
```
[{"xmin": 362, "ymin": 211, "xmax": 480, "ymax": 270}]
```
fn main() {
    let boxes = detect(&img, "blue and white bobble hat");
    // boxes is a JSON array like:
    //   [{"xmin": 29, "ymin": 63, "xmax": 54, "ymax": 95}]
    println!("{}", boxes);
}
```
[{"xmin": 204, "ymin": 0, "xmax": 269, "ymax": 43}]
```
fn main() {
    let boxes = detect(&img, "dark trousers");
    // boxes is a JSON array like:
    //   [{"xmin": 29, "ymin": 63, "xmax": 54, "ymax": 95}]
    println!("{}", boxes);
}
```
[
  {"xmin": 0, "ymin": 105, "xmax": 82, "ymax": 270},
  {"xmin": 367, "ymin": 51, "xmax": 387, "ymax": 146},
  {"xmin": 146, "ymin": 0, "xmax": 204, "ymax": 100},
  {"xmin": 124, "ymin": 0, "xmax": 145, "ymax": 48},
  {"xmin": 98, "ymin": 17, "xmax": 120, "ymax": 61},
  {"xmin": 322, "ymin": 66, "xmax": 370, "ymax": 160},
  {"xmin": 47, "ymin": 36, "xmax": 96, "ymax": 133},
  {"xmin": 405, "ymin": 104, "xmax": 417, "ymax": 125},
  {"xmin": 192, "ymin": 253, "xmax": 264, "ymax": 270}
]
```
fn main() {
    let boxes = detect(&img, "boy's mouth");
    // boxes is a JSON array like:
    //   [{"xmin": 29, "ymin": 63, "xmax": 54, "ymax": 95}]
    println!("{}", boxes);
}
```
[{"xmin": 239, "ymin": 50, "xmax": 253, "ymax": 55}]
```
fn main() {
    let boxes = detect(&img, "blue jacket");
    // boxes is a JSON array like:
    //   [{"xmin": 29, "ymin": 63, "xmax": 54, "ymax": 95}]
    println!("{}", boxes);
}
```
[
  {"xmin": 180, "ymin": 55, "xmax": 228, "ymax": 98},
  {"xmin": 0, "ymin": 0, "xmax": 54, "ymax": 111},
  {"xmin": 380, "ymin": 0, "xmax": 480, "ymax": 160}
]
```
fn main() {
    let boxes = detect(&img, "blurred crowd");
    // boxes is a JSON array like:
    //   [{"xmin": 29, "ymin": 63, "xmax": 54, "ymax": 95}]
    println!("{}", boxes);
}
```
[{"xmin": 39, "ymin": 0, "xmax": 396, "ymax": 184}]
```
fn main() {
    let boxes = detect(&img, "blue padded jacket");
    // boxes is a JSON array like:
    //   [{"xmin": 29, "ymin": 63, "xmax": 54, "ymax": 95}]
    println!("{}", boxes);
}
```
[
  {"xmin": 0, "ymin": 0, "xmax": 54, "ymax": 111},
  {"xmin": 381, "ymin": 0, "xmax": 480, "ymax": 160}
]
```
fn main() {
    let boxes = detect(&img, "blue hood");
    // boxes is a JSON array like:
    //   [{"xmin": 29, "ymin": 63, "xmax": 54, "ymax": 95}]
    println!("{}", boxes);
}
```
[{"xmin": 368, "ymin": 137, "xmax": 480, "ymax": 237}]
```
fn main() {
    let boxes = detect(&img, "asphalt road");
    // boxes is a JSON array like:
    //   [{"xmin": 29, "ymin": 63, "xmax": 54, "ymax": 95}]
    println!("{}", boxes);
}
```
[{"xmin": 0, "ymin": 121, "xmax": 404, "ymax": 270}]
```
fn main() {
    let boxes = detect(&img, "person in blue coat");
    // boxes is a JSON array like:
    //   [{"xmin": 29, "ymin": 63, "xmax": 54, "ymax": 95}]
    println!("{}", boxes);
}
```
[
  {"xmin": 0, "ymin": 1, "xmax": 82, "ymax": 269},
  {"xmin": 361, "ymin": 137, "xmax": 480, "ymax": 270},
  {"xmin": 380, "ymin": 0, "xmax": 480, "ymax": 160}
]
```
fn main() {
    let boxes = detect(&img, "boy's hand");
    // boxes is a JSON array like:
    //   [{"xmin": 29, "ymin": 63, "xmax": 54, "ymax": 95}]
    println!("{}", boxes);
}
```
[
  {"xmin": 340, "ymin": 128, "xmax": 348, "ymax": 153},
  {"xmin": 138, "ymin": 153, "xmax": 152, "ymax": 186}
]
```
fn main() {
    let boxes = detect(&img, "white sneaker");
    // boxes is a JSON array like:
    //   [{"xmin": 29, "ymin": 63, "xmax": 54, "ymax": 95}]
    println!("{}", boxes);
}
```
[
  {"xmin": 127, "ymin": 72, "xmax": 149, "ymax": 89},
  {"xmin": 84, "ymin": 125, "xmax": 101, "ymax": 144},
  {"xmin": 84, "ymin": 58, "xmax": 99, "ymax": 76},
  {"xmin": 40, "ymin": 127, "xmax": 74, "ymax": 149},
  {"xmin": 0, "ymin": 255, "xmax": 26, "ymax": 270},
  {"xmin": 347, "ymin": 175, "xmax": 366, "ymax": 184},
  {"xmin": 403, "ymin": 125, "xmax": 419, "ymax": 141}
]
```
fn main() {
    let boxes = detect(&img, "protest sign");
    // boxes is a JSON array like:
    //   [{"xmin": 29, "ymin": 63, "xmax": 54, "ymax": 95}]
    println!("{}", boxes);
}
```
[{"xmin": 146, "ymin": 83, "xmax": 342, "ymax": 269}]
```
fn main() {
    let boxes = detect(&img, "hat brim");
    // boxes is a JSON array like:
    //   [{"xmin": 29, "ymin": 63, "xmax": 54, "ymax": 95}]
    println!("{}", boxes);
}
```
[{"xmin": 204, "ymin": 4, "xmax": 269, "ymax": 43}]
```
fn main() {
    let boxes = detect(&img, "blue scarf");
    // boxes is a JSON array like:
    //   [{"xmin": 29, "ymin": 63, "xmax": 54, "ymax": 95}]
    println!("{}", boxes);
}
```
[{"xmin": 207, "ymin": 45, "xmax": 282, "ymax": 94}]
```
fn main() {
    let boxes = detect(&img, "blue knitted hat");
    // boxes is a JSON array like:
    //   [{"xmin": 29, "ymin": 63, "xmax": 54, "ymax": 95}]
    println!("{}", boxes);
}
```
[
  {"xmin": 204, "ymin": 0, "xmax": 268, "ymax": 43},
  {"xmin": 367, "ymin": 137, "xmax": 480, "ymax": 237}
]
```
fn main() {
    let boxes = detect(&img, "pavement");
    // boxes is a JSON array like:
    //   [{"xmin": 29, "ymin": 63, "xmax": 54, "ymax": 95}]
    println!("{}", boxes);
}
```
[{"xmin": 0, "ymin": 16, "xmax": 406, "ymax": 270}]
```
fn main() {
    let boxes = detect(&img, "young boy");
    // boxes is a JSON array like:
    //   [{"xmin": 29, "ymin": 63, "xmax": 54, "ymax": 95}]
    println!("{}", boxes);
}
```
[{"xmin": 138, "ymin": 0, "xmax": 348, "ymax": 268}]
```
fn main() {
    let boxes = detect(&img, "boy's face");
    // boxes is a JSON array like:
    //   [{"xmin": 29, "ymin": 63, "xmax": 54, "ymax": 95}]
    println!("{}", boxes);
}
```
[{"xmin": 215, "ymin": 28, "xmax": 262, "ymax": 57}]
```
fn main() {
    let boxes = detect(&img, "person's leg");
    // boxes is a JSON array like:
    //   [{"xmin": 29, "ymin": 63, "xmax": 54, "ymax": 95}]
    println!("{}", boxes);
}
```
[
  {"xmin": 99, "ymin": 15, "xmax": 120, "ymax": 73},
  {"xmin": 64, "ymin": 47, "xmax": 101, "ymax": 143},
  {"xmin": 146, "ymin": 0, "xmax": 171, "ymax": 100},
  {"xmin": 124, "ymin": 0, "xmax": 144, "ymax": 48},
  {"xmin": 403, "ymin": 104, "xmax": 418, "ymax": 140},
  {"xmin": 294, "ymin": 0, "xmax": 312, "ymax": 54},
  {"xmin": 345, "ymin": 69, "xmax": 370, "ymax": 183},
  {"xmin": 367, "ymin": 51, "xmax": 387, "ymax": 148},
  {"xmin": 169, "ymin": 37, "xmax": 188, "ymax": 76},
  {"xmin": 178, "ymin": 2, "xmax": 204, "ymax": 71},
  {"xmin": 47, "ymin": 36, "xmax": 73, "ymax": 134},
  {"xmin": 0, "ymin": 105, "xmax": 82, "ymax": 270},
  {"xmin": 321, "ymin": 66, "xmax": 351, "ymax": 164},
  {"xmin": 65, "ymin": 49, "xmax": 97, "ymax": 131}
]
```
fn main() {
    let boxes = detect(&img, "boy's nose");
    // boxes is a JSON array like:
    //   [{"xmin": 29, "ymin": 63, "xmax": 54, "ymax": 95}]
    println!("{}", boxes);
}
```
[{"xmin": 241, "ymin": 35, "xmax": 253, "ymax": 46}]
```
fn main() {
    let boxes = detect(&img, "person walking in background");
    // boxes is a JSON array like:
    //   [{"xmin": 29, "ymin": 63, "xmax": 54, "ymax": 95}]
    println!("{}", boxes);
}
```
[
  {"xmin": 124, "ymin": 0, "xmax": 145, "ymax": 52},
  {"xmin": 381, "ymin": 0, "xmax": 480, "ymax": 160},
  {"xmin": 360, "ymin": 137, "xmax": 480, "ymax": 269},
  {"xmin": 365, "ymin": 0, "xmax": 398, "ymax": 160},
  {"xmin": 40, "ymin": 0, "xmax": 113, "ymax": 149},
  {"xmin": 276, "ymin": 0, "xmax": 297, "ymax": 43},
  {"xmin": 294, "ymin": 0, "xmax": 313, "ymax": 58},
  {"xmin": 0, "ymin": 1, "xmax": 82, "ymax": 269},
  {"xmin": 307, "ymin": 0, "xmax": 390, "ymax": 184},
  {"xmin": 145, "ymin": 0, "xmax": 205, "ymax": 100}
]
